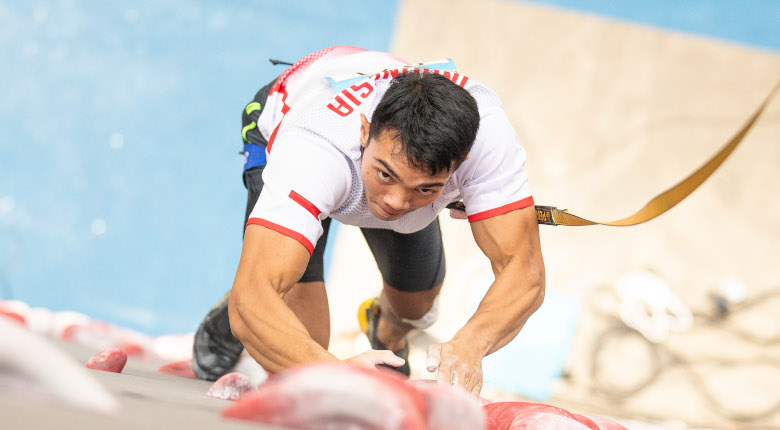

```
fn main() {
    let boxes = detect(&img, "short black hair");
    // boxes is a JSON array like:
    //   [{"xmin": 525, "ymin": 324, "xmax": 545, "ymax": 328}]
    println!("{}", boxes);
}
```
[{"xmin": 368, "ymin": 70, "xmax": 480, "ymax": 176}]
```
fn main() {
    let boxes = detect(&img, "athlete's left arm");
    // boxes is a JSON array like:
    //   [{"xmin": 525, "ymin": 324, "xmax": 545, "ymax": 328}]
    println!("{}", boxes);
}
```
[{"xmin": 427, "ymin": 205, "xmax": 545, "ymax": 394}]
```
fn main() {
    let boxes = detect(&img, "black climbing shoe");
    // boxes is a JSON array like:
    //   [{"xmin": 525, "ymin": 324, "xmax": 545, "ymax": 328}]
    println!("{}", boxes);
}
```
[
  {"xmin": 357, "ymin": 298, "xmax": 410, "ymax": 377},
  {"xmin": 192, "ymin": 292, "xmax": 245, "ymax": 381}
]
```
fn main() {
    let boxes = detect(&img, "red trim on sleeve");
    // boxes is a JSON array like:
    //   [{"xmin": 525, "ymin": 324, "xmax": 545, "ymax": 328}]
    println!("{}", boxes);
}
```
[
  {"xmin": 289, "ymin": 191, "xmax": 321, "ymax": 219},
  {"xmin": 467, "ymin": 196, "xmax": 535, "ymax": 223},
  {"xmin": 246, "ymin": 218, "xmax": 314, "ymax": 255}
]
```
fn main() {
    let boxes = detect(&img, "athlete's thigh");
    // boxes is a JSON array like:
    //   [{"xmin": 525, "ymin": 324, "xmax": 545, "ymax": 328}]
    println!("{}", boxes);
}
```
[{"xmin": 360, "ymin": 217, "xmax": 446, "ymax": 292}]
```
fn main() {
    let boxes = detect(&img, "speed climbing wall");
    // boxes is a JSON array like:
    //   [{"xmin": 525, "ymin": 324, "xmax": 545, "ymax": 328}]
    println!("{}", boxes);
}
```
[{"xmin": 2, "ymin": 1, "xmax": 779, "ymax": 427}]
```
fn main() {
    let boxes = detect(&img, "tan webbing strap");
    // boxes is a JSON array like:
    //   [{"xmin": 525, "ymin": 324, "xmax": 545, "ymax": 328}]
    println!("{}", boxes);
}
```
[{"xmin": 536, "ymin": 79, "xmax": 780, "ymax": 227}]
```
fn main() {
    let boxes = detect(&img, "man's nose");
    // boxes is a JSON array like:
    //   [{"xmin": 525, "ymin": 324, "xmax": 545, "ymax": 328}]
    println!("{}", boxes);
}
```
[{"xmin": 383, "ymin": 187, "xmax": 411, "ymax": 210}]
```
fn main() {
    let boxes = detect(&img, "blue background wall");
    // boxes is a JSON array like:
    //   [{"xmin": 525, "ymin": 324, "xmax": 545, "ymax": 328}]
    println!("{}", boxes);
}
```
[
  {"xmin": 0, "ymin": 0, "xmax": 398, "ymax": 334},
  {"xmin": 1, "ymin": 1, "xmax": 777, "ymax": 335}
]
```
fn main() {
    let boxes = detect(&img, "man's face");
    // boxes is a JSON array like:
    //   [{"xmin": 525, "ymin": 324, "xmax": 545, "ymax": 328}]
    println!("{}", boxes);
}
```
[{"xmin": 359, "ymin": 114, "xmax": 453, "ymax": 221}]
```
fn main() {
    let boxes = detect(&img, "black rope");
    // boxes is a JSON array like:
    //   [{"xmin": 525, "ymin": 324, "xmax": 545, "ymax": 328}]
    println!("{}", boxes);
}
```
[
  {"xmin": 586, "ymin": 287, "xmax": 780, "ymax": 424},
  {"xmin": 268, "ymin": 58, "xmax": 293, "ymax": 66}
]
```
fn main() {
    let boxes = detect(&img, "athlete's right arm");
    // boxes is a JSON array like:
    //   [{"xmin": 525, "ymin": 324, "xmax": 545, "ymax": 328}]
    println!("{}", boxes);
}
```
[
  {"xmin": 228, "ymin": 225, "xmax": 404, "ymax": 372},
  {"xmin": 228, "ymin": 223, "xmax": 332, "ymax": 371}
]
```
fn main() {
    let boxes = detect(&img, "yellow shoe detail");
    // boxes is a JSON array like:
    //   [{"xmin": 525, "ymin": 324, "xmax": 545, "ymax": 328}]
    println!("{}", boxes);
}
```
[{"xmin": 357, "ymin": 298, "xmax": 380, "ymax": 334}]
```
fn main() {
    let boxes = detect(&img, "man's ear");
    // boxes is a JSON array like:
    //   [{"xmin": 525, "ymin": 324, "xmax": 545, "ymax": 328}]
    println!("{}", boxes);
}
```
[{"xmin": 360, "ymin": 114, "xmax": 370, "ymax": 149}]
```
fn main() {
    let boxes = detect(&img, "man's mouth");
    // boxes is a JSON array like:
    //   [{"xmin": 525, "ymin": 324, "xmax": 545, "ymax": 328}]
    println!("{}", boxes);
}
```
[{"xmin": 373, "ymin": 202, "xmax": 405, "ymax": 219}]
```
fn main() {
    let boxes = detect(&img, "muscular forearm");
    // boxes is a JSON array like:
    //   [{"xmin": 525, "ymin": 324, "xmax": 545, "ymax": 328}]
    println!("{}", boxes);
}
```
[
  {"xmin": 229, "ymin": 281, "xmax": 337, "ymax": 373},
  {"xmin": 428, "ymin": 206, "xmax": 544, "ymax": 394},
  {"xmin": 450, "ymin": 254, "xmax": 545, "ymax": 356},
  {"xmin": 228, "ymin": 225, "xmax": 338, "ymax": 372}
]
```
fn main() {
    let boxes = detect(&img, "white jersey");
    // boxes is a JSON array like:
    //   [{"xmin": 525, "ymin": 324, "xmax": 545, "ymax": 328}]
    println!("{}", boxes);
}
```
[{"xmin": 248, "ymin": 46, "xmax": 533, "ymax": 254}]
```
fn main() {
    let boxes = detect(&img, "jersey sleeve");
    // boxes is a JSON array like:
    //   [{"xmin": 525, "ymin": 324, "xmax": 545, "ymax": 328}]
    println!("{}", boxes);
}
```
[
  {"xmin": 246, "ymin": 133, "xmax": 351, "ymax": 254},
  {"xmin": 457, "ymin": 106, "xmax": 534, "ymax": 222}
]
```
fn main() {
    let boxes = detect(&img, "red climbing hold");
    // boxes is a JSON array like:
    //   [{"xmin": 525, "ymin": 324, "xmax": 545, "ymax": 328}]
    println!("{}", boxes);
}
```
[
  {"xmin": 223, "ymin": 362, "xmax": 428, "ymax": 430},
  {"xmin": 206, "ymin": 372, "xmax": 256, "ymax": 401},
  {"xmin": 85, "ymin": 348, "xmax": 127, "ymax": 373},
  {"xmin": 484, "ymin": 402, "xmax": 627, "ymax": 430},
  {"xmin": 158, "ymin": 359, "xmax": 196, "ymax": 378},
  {"xmin": 406, "ymin": 379, "xmax": 486, "ymax": 430},
  {"xmin": 0, "ymin": 310, "xmax": 26, "ymax": 326}
]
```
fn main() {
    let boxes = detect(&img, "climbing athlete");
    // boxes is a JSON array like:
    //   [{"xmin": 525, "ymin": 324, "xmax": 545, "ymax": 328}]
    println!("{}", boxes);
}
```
[{"xmin": 192, "ymin": 46, "xmax": 545, "ymax": 395}]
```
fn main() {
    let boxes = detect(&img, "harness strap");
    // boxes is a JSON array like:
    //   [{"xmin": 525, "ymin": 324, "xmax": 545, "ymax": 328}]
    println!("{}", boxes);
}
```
[{"xmin": 536, "ymin": 79, "xmax": 780, "ymax": 227}]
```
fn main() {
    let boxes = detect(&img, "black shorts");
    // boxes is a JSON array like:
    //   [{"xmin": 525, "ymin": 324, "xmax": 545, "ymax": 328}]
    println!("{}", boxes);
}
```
[{"xmin": 241, "ymin": 83, "xmax": 445, "ymax": 292}]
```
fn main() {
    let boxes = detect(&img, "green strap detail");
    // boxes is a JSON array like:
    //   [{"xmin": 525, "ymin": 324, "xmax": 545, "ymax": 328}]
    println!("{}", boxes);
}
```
[
  {"xmin": 242, "ymin": 121, "xmax": 256, "ymax": 142},
  {"xmin": 245, "ymin": 102, "xmax": 262, "ymax": 115}
]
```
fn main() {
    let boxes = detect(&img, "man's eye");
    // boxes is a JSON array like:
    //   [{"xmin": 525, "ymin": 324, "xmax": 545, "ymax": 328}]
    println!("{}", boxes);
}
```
[
  {"xmin": 377, "ymin": 170, "xmax": 391, "ymax": 181},
  {"xmin": 418, "ymin": 188, "xmax": 434, "ymax": 196}
]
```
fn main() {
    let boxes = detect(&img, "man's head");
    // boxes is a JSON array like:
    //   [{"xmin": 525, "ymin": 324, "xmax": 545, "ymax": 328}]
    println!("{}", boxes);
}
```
[{"xmin": 359, "ymin": 71, "xmax": 480, "ymax": 221}]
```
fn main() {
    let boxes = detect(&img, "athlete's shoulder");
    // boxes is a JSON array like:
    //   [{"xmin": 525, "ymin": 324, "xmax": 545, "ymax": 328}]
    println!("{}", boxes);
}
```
[
  {"xmin": 462, "ymin": 77, "xmax": 505, "ymax": 113},
  {"xmin": 453, "ymin": 85, "xmax": 524, "ymax": 184},
  {"xmin": 263, "ymin": 132, "xmax": 354, "ymax": 213}
]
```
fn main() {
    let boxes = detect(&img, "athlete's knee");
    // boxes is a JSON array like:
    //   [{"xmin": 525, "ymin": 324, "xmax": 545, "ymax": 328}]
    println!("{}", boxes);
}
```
[{"xmin": 399, "ymin": 295, "xmax": 440, "ymax": 329}]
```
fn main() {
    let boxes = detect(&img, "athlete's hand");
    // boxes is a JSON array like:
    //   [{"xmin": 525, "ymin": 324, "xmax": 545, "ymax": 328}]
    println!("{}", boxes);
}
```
[
  {"xmin": 345, "ymin": 350, "xmax": 405, "ymax": 369},
  {"xmin": 426, "ymin": 341, "xmax": 483, "ymax": 395}
]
